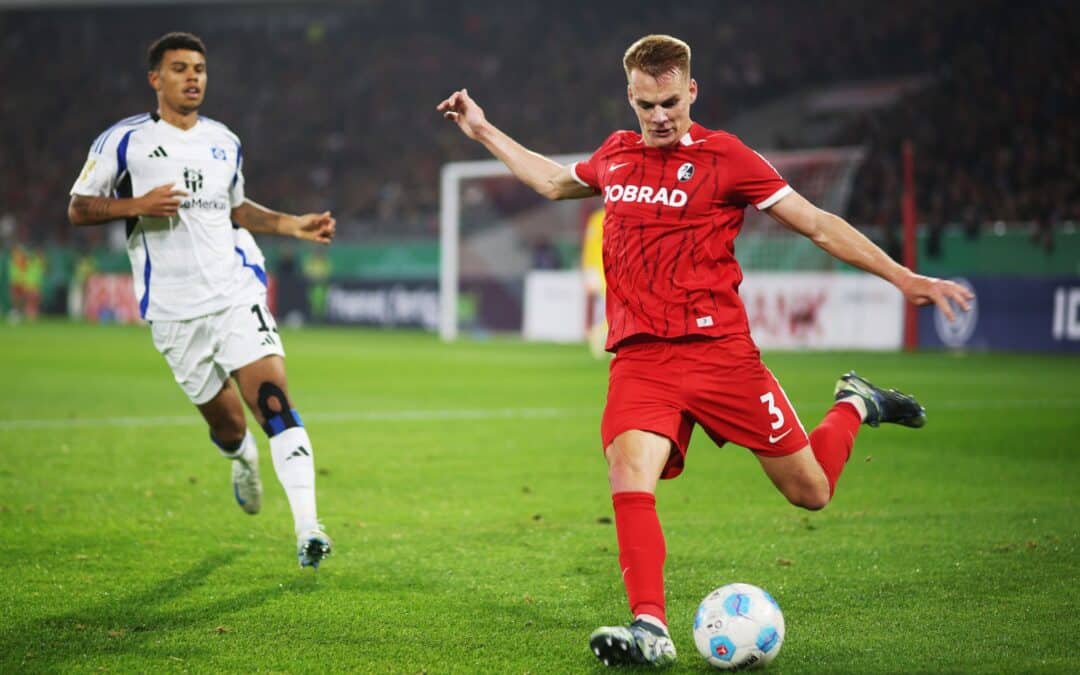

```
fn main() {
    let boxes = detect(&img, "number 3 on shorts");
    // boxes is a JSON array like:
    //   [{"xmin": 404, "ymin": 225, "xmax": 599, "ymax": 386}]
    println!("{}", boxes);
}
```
[{"xmin": 759, "ymin": 391, "xmax": 785, "ymax": 431}]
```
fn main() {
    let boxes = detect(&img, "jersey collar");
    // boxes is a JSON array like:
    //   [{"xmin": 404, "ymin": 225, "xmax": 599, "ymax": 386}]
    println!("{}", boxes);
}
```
[
  {"xmin": 152, "ymin": 111, "xmax": 202, "ymax": 134},
  {"xmin": 634, "ymin": 122, "xmax": 702, "ymax": 148},
  {"xmin": 679, "ymin": 123, "xmax": 703, "ymax": 146}
]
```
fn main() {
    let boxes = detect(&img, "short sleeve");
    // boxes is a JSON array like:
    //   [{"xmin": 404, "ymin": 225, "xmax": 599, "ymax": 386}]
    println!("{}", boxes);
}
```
[
  {"xmin": 723, "ymin": 138, "xmax": 792, "ymax": 211},
  {"xmin": 571, "ymin": 158, "xmax": 599, "ymax": 190},
  {"xmin": 570, "ymin": 134, "xmax": 621, "ymax": 192},
  {"xmin": 70, "ymin": 137, "xmax": 121, "ymax": 197},
  {"xmin": 229, "ymin": 143, "xmax": 245, "ymax": 208}
]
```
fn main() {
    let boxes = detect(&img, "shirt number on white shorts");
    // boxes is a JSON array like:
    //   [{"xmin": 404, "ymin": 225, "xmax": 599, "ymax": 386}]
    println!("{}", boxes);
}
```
[
  {"xmin": 251, "ymin": 304, "xmax": 278, "ymax": 334},
  {"xmin": 759, "ymin": 391, "xmax": 785, "ymax": 430}
]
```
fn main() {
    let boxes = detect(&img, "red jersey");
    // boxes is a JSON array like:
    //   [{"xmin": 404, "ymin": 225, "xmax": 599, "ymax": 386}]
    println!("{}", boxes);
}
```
[{"xmin": 571, "ymin": 123, "xmax": 792, "ymax": 351}]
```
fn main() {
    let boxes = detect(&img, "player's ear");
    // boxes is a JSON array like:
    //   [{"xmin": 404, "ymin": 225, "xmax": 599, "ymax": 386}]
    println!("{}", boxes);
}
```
[
  {"xmin": 626, "ymin": 84, "xmax": 634, "ymax": 108},
  {"xmin": 688, "ymin": 78, "xmax": 698, "ymax": 104},
  {"xmin": 148, "ymin": 69, "xmax": 161, "ymax": 92}
]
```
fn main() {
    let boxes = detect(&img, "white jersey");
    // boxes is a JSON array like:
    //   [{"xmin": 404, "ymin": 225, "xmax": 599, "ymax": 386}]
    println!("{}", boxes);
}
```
[
  {"xmin": 71, "ymin": 113, "xmax": 267, "ymax": 321},
  {"xmin": 232, "ymin": 226, "xmax": 269, "ymax": 301}
]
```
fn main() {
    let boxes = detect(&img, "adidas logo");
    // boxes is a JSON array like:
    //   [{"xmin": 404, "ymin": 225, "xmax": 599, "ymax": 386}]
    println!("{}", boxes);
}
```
[
  {"xmin": 261, "ymin": 334, "xmax": 277, "ymax": 346},
  {"xmin": 148, "ymin": 146, "xmax": 168, "ymax": 158},
  {"xmin": 286, "ymin": 446, "xmax": 311, "ymax": 461}
]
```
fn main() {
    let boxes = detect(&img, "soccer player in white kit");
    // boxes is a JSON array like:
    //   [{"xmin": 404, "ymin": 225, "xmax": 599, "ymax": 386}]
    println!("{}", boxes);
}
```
[{"xmin": 68, "ymin": 32, "xmax": 336, "ymax": 568}]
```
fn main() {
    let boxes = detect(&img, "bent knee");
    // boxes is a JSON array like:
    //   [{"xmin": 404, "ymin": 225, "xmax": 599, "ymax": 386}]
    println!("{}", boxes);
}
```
[
  {"xmin": 778, "ymin": 475, "xmax": 832, "ymax": 510},
  {"xmin": 787, "ymin": 487, "xmax": 831, "ymax": 511}
]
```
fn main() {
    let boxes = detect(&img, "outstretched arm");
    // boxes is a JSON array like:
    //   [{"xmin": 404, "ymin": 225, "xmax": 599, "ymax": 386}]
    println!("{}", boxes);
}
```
[
  {"xmin": 766, "ymin": 191, "xmax": 974, "ymax": 320},
  {"xmin": 437, "ymin": 89, "xmax": 595, "ymax": 201},
  {"xmin": 68, "ymin": 183, "xmax": 187, "ymax": 227},
  {"xmin": 231, "ymin": 199, "xmax": 336, "ymax": 244}
]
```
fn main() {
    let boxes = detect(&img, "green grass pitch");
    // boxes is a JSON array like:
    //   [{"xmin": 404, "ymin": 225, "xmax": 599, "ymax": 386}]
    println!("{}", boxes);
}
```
[{"xmin": 1, "ymin": 321, "xmax": 1077, "ymax": 673}]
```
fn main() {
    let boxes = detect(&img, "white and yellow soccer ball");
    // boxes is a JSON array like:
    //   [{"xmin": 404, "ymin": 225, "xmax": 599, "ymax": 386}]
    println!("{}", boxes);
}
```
[{"xmin": 693, "ymin": 583, "xmax": 785, "ymax": 670}]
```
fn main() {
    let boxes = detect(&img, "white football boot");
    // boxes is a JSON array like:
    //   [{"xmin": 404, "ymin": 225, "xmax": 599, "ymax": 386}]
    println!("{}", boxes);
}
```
[
  {"xmin": 297, "ymin": 526, "xmax": 332, "ymax": 569},
  {"xmin": 231, "ymin": 442, "xmax": 262, "ymax": 515}
]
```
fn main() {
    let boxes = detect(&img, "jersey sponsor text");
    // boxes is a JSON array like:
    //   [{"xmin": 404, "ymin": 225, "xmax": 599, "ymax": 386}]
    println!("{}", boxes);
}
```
[
  {"xmin": 603, "ymin": 184, "xmax": 688, "ymax": 207},
  {"xmin": 180, "ymin": 197, "xmax": 229, "ymax": 211}
]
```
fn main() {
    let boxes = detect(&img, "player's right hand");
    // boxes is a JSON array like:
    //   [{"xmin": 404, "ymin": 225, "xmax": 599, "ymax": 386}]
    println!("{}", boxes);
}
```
[
  {"xmin": 898, "ymin": 272, "xmax": 975, "ymax": 322},
  {"xmin": 137, "ymin": 183, "xmax": 187, "ymax": 217},
  {"xmin": 437, "ymin": 88, "xmax": 487, "ymax": 140}
]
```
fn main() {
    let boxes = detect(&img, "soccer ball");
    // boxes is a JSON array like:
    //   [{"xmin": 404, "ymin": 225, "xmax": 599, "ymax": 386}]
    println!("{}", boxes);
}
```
[{"xmin": 693, "ymin": 583, "xmax": 785, "ymax": 670}]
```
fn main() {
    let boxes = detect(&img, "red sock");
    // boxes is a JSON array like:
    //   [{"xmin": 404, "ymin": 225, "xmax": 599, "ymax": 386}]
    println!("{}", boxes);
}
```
[
  {"xmin": 809, "ymin": 402, "xmax": 862, "ymax": 496},
  {"xmin": 612, "ymin": 491, "xmax": 666, "ymax": 625}
]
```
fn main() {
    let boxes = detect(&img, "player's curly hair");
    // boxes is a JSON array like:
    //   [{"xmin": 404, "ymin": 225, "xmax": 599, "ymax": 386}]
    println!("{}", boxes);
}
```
[
  {"xmin": 147, "ymin": 32, "xmax": 206, "ymax": 71},
  {"xmin": 623, "ymin": 34, "xmax": 691, "ymax": 81}
]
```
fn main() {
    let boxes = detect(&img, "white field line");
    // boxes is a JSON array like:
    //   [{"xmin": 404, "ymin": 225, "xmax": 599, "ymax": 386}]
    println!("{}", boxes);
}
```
[
  {"xmin": 0, "ymin": 407, "xmax": 592, "ymax": 431},
  {"xmin": 0, "ymin": 399, "xmax": 1076, "ymax": 431}
]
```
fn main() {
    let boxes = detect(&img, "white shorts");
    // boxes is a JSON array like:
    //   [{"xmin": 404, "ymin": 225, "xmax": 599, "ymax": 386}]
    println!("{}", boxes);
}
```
[{"xmin": 150, "ymin": 302, "xmax": 286, "ymax": 405}]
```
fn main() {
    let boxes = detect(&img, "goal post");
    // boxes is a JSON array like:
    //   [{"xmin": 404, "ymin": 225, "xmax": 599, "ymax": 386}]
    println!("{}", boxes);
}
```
[{"xmin": 438, "ymin": 154, "xmax": 588, "ymax": 341}]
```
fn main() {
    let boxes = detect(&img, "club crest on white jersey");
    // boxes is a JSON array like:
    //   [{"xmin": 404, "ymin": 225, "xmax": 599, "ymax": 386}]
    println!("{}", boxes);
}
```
[{"xmin": 71, "ymin": 114, "xmax": 257, "ymax": 322}]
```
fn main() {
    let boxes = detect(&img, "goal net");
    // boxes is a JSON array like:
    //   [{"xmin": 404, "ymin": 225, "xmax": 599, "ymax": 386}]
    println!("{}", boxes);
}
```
[{"xmin": 438, "ymin": 147, "xmax": 867, "ymax": 342}]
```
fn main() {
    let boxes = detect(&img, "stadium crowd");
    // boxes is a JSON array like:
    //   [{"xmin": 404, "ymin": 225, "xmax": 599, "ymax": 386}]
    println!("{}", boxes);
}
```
[
  {"xmin": 2, "ymin": 0, "xmax": 1073, "ymax": 252},
  {"xmin": 839, "ymin": 1, "xmax": 1079, "ymax": 254}
]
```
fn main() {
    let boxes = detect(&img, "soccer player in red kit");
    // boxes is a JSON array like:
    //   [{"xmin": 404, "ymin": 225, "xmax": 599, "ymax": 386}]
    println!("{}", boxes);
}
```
[{"xmin": 438, "ymin": 35, "xmax": 973, "ymax": 666}]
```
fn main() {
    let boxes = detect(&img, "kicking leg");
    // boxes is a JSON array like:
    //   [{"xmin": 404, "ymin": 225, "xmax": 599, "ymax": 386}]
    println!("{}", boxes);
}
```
[
  {"xmin": 760, "ymin": 371, "xmax": 927, "ymax": 508},
  {"xmin": 757, "ymin": 445, "xmax": 833, "ymax": 510}
]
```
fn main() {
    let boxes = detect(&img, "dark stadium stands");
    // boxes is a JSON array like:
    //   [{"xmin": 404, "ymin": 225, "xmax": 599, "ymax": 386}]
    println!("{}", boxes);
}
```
[{"xmin": 0, "ymin": 0, "xmax": 1075, "ymax": 249}]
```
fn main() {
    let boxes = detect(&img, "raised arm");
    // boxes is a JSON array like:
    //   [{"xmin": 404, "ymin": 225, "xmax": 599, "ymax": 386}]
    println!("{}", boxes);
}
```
[
  {"xmin": 68, "ymin": 183, "xmax": 187, "ymax": 227},
  {"xmin": 437, "ymin": 89, "xmax": 595, "ymax": 201},
  {"xmin": 231, "ymin": 199, "xmax": 336, "ymax": 244},
  {"xmin": 766, "ymin": 191, "xmax": 974, "ymax": 320}
]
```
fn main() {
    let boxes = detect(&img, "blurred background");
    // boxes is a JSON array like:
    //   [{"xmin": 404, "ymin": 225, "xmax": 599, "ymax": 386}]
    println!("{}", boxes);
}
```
[{"xmin": 1, "ymin": 0, "xmax": 1077, "ymax": 351}]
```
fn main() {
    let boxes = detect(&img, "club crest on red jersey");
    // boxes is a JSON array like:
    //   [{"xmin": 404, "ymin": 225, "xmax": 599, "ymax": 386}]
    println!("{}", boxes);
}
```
[{"xmin": 677, "ymin": 162, "xmax": 695, "ymax": 182}]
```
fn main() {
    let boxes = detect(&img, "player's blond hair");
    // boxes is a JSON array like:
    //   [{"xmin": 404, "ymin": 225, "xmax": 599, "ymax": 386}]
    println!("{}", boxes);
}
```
[{"xmin": 623, "ymin": 35, "xmax": 691, "ymax": 81}]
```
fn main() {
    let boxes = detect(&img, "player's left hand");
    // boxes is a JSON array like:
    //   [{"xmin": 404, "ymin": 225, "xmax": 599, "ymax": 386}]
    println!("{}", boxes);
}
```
[
  {"xmin": 898, "ymin": 273, "xmax": 974, "ymax": 321},
  {"xmin": 289, "ymin": 211, "xmax": 336, "ymax": 244},
  {"xmin": 437, "ymin": 88, "xmax": 488, "ymax": 140}
]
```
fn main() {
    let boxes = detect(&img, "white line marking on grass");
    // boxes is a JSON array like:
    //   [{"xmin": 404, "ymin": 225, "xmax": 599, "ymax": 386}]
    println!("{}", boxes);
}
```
[
  {"xmin": 0, "ymin": 407, "xmax": 593, "ymax": 431},
  {"xmin": 932, "ymin": 399, "xmax": 1080, "ymax": 409},
  {"xmin": 2, "ymin": 399, "xmax": 1076, "ymax": 432},
  {"xmin": 311, "ymin": 408, "xmax": 590, "ymax": 422},
  {"xmin": 0, "ymin": 415, "xmax": 194, "ymax": 430}
]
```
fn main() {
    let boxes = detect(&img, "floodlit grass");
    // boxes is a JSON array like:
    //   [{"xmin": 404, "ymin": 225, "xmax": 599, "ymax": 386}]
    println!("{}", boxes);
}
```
[{"xmin": 1, "ymin": 321, "xmax": 1077, "ymax": 673}]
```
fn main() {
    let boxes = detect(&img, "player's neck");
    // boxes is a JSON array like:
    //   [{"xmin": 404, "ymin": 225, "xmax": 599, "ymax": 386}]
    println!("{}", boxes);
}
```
[
  {"xmin": 642, "ymin": 120, "xmax": 694, "ymax": 149},
  {"xmin": 157, "ymin": 106, "xmax": 199, "ymax": 131}
]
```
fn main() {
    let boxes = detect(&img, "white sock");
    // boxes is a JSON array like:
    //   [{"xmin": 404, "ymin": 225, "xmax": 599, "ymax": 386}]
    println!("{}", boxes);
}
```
[
  {"xmin": 635, "ymin": 613, "xmax": 669, "ymax": 635},
  {"xmin": 837, "ymin": 395, "xmax": 868, "ymax": 421},
  {"xmin": 217, "ymin": 430, "xmax": 258, "ymax": 466},
  {"xmin": 268, "ymin": 426, "xmax": 319, "ymax": 534}
]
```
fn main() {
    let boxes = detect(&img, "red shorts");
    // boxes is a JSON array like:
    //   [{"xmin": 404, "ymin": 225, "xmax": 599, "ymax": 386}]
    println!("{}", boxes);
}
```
[{"xmin": 601, "ymin": 334, "xmax": 809, "ymax": 479}]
